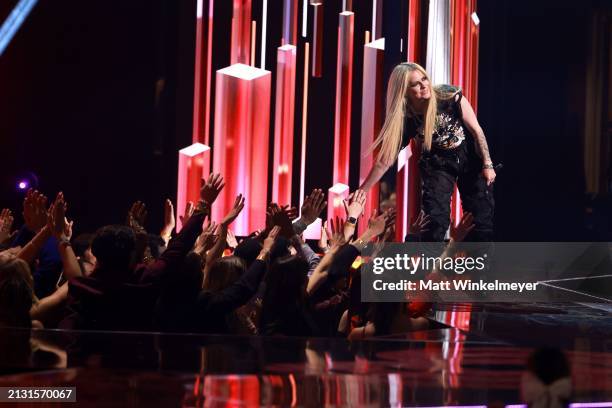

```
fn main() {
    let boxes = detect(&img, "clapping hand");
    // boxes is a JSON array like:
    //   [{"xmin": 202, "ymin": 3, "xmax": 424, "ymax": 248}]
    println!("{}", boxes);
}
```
[
  {"xmin": 47, "ymin": 192, "xmax": 72, "ymax": 241},
  {"xmin": 160, "ymin": 198, "xmax": 175, "ymax": 242},
  {"xmin": 0, "ymin": 209, "xmax": 15, "ymax": 245},
  {"xmin": 23, "ymin": 189, "xmax": 48, "ymax": 232},
  {"xmin": 318, "ymin": 221, "xmax": 329, "ymax": 252}
]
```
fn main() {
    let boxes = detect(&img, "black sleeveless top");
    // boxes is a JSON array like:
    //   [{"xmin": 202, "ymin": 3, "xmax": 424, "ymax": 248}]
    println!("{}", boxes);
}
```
[{"xmin": 401, "ymin": 85, "xmax": 467, "ymax": 150}]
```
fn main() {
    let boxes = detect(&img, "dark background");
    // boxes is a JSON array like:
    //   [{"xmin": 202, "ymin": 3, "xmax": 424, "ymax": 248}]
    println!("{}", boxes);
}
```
[{"xmin": 0, "ymin": 0, "xmax": 610, "ymax": 240}]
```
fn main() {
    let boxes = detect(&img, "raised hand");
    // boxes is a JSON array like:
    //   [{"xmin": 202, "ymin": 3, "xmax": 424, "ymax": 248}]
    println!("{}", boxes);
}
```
[
  {"xmin": 201, "ymin": 173, "xmax": 225, "ymax": 204},
  {"xmin": 160, "ymin": 198, "xmax": 175, "ymax": 242},
  {"xmin": 346, "ymin": 189, "xmax": 367, "ymax": 219},
  {"xmin": 127, "ymin": 201, "xmax": 147, "ymax": 234},
  {"xmin": 284, "ymin": 205, "xmax": 298, "ymax": 221},
  {"xmin": 318, "ymin": 221, "xmax": 329, "ymax": 252},
  {"xmin": 328, "ymin": 217, "xmax": 347, "ymax": 250},
  {"xmin": 262, "ymin": 226, "xmax": 281, "ymax": 253},
  {"xmin": 269, "ymin": 203, "xmax": 295, "ymax": 238},
  {"xmin": 180, "ymin": 201, "xmax": 195, "ymax": 226},
  {"xmin": 0, "ymin": 209, "xmax": 15, "ymax": 244},
  {"xmin": 450, "ymin": 212, "xmax": 475, "ymax": 242},
  {"xmin": 367, "ymin": 209, "xmax": 389, "ymax": 237},
  {"xmin": 384, "ymin": 207, "xmax": 397, "ymax": 231},
  {"xmin": 409, "ymin": 210, "xmax": 431, "ymax": 235},
  {"xmin": 23, "ymin": 189, "xmax": 48, "ymax": 232},
  {"xmin": 383, "ymin": 223, "xmax": 396, "ymax": 242},
  {"xmin": 226, "ymin": 228, "xmax": 239, "ymax": 249},
  {"xmin": 47, "ymin": 192, "xmax": 71, "ymax": 241},
  {"xmin": 195, "ymin": 219, "xmax": 218, "ymax": 254},
  {"xmin": 300, "ymin": 189, "xmax": 326, "ymax": 226},
  {"xmin": 221, "ymin": 194, "xmax": 245, "ymax": 226},
  {"xmin": 265, "ymin": 204, "xmax": 275, "ymax": 231}
]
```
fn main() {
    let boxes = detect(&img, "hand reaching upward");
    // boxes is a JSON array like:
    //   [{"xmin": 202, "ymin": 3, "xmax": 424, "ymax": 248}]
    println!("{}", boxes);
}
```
[
  {"xmin": 201, "ymin": 173, "xmax": 225, "ymax": 205},
  {"xmin": 327, "ymin": 217, "xmax": 347, "ymax": 250},
  {"xmin": 23, "ymin": 189, "xmax": 48, "ymax": 232},
  {"xmin": 160, "ymin": 199, "xmax": 176, "ymax": 242},
  {"xmin": 367, "ymin": 209, "xmax": 389, "ymax": 238},
  {"xmin": 221, "ymin": 194, "xmax": 245, "ymax": 227},
  {"xmin": 450, "ymin": 212, "xmax": 475, "ymax": 242},
  {"xmin": 346, "ymin": 189, "xmax": 367, "ymax": 219},
  {"xmin": 300, "ymin": 189, "xmax": 326, "ymax": 226},
  {"xmin": 47, "ymin": 192, "xmax": 71, "ymax": 241}
]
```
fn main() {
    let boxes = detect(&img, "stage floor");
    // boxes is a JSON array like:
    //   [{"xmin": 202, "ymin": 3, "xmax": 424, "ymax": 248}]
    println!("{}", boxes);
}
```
[{"xmin": 0, "ymin": 302, "xmax": 611, "ymax": 407}]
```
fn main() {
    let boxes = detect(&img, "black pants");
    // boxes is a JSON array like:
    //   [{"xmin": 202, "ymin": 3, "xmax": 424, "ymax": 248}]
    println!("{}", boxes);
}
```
[{"xmin": 419, "ymin": 142, "xmax": 494, "ymax": 242}]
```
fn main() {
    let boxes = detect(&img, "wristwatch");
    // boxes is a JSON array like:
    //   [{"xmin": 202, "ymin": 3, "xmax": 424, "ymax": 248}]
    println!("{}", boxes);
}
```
[
  {"xmin": 346, "ymin": 216, "xmax": 358, "ymax": 225},
  {"xmin": 482, "ymin": 163, "xmax": 494, "ymax": 170},
  {"xmin": 58, "ymin": 237, "xmax": 71, "ymax": 248},
  {"xmin": 195, "ymin": 200, "xmax": 211, "ymax": 214}
]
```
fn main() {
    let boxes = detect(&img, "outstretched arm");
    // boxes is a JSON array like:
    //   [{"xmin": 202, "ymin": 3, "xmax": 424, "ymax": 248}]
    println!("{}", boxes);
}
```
[
  {"xmin": 47, "ymin": 192, "xmax": 81, "ymax": 280},
  {"xmin": 460, "ymin": 97, "xmax": 496, "ymax": 186},
  {"xmin": 359, "ymin": 161, "xmax": 390, "ymax": 192}
]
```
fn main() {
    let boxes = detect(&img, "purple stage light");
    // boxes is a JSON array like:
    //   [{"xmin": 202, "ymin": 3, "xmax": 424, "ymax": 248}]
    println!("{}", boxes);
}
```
[{"xmin": 15, "ymin": 172, "xmax": 39, "ymax": 192}]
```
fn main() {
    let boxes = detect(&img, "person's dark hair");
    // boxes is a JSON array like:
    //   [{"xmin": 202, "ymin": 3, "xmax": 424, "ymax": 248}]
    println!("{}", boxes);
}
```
[
  {"xmin": 0, "ymin": 256, "xmax": 34, "ymax": 328},
  {"xmin": 147, "ymin": 233, "xmax": 165, "ymax": 259},
  {"xmin": 91, "ymin": 225, "xmax": 136, "ymax": 270},
  {"xmin": 161, "ymin": 252, "xmax": 204, "ymax": 301},
  {"xmin": 367, "ymin": 302, "xmax": 401, "ymax": 336},
  {"xmin": 259, "ymin": 255, "xmax": 311, "ymax": 336},
  {"xmin": 72, "ymin": 233, "xmax": 95, "ymax": 258},
  {"xmin": 527, "ymin": 347, "xmax": 571, "ymax": 385},
  {"xmin": 261, "ymin": 255, "xmax": 309, "ymax": 314},
  {"xmin": 203, "ymin": 256, "xmax": 246, "ymax": 292},
  {"xmin": 234, "ymin": 238, "xmax": 262, "ymax": 268},
  {"xmin": 269, "ymin": 236, "xmax": 290, "ymax": 263}
]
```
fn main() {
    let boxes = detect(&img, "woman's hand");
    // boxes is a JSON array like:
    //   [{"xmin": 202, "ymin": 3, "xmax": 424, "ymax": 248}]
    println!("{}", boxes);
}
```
[
  {"xmin": 221, "ymin": 194, "xmax": 245, "ymax": 227},
  {"xmin": 482, "ymin": 168, "xmax": 496, "ymax": 186}
]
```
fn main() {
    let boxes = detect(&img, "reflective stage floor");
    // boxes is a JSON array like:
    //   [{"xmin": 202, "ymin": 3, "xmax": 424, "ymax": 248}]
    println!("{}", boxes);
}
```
[{"xmin": 1, "ymin": 303, "xmax": 611, "ymax": 407}]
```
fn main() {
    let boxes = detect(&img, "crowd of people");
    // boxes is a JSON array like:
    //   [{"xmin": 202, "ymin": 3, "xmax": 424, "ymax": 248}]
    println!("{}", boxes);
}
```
[{"xmin": 0, "ymin": 173, "xmax": 476, "ymax": 339}]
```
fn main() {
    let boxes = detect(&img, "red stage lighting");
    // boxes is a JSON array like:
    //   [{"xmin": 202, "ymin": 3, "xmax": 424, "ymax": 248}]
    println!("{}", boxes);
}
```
[
  {"xmin": 312, "ymin": 2, "xmax": 324, "ymax": 77},
  {"xmin": 177, "ymin": 143, "xmax": 211, "ymax": 231},
  {"xmin": 272, "ymin": 45, "xmax": 297, "ymax": 206},
  {"xmin": 327, "ymin": 182, "xmax": 350, "ymax": 225},
  {"xmin": 213, "ymin": 63, "xmax": 272, "ymax": 236},
  {"xmin": 360, "ymin": 37, "xmax": 385, "ymax": 235},
  {"xmin": 333, "ymin": 11, "xmax": 355, "ymax": 186},
  {"xmin": 231, "ymin": 0, "xmax": 252, "ymax": 65}
]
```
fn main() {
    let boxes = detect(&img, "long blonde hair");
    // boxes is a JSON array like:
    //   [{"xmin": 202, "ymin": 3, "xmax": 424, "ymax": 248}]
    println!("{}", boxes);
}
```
[{"xmin": 370, "ymin": 63, "xmax": 457, "ymax": 165}]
